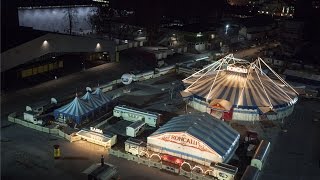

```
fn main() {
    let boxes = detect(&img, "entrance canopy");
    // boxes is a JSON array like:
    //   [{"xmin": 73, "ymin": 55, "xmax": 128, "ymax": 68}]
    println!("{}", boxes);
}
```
[{"xmin": 209, "ymin": 99, "xmax": 233, "ymax": 111}]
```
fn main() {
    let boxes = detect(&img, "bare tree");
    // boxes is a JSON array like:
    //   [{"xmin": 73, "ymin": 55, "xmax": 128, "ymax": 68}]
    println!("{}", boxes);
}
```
[
  {"xmin": 64, "ymin": 7, "xmax": 78, "ymax": 35},
  {"xmin": 88, "ymin": 6, "xmax": 114, "ymax": 35}
]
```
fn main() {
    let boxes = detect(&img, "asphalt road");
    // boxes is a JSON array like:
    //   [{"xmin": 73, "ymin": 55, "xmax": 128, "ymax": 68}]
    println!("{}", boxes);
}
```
[{"xmin": 260, "ymin": 99, "xmax": 320, "ymax": 180}]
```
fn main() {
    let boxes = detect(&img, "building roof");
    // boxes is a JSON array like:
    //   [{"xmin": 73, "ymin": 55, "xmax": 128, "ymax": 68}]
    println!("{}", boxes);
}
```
[
  {"xmin": 2, "ymin": 33, "xmax": 116, "ymax": 72},
  {"xmin": 150, "ymin": 112, "xmax": 240, "ymax": 161},
  {"xmin": 114, "ymin": 105, "xmax": 161, "ymax": 117},
  {"xmin": 128, "ymin": 120, "xmax": 145, "ymax": 129}
]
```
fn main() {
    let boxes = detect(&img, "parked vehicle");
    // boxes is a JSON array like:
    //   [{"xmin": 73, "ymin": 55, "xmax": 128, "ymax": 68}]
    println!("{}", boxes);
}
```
[
  {"xmin": 125, "ymin": 138, "xmax": 147, "ymax": 157},
  {"xmin": 251, "ymin": 140, "xmax": 271, "ymax": 170},
  {"xmin": 23, "ymin": 111, "xmax": 44, "ymax": 125},
  {"xmin": 209, "ymin": 162, "xmax": 238, "ymax": 180}
]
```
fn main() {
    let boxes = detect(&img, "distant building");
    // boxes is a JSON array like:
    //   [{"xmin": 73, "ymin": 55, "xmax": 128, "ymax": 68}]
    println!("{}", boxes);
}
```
[
  {"xmin": 227, "ymin": 0, "xmax": 250, "ymax": 6},
  {"xmin": 312, "ymin": 0, "xmax": 320, "ymax": 9},
  {"xmin": 161, "ymin": 23, "xmax": 221, "ymax": 52},
  {"xmin": 239, "ymin": 16, "xmax": 278, "ymax": 41},
  {"xmin": 257, "ymin": 0, "xmax": 295, "ymax": 17},
  {"xmin": 92, "ymin": 0, "xmax": 109, "ymax": 7}
]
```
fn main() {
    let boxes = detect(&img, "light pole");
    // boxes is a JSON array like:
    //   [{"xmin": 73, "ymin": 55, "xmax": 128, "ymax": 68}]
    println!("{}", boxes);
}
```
[
  {"xmin": 170, "ymin": 82, "xmax": 175, "ymax": 100},
  {"xmin": 225, "ymin": 24, "xmax": 230, "ymax": 35},
  {"xmin": 82, "ymin": 59, "xmax": 86, "ymax": 70}
]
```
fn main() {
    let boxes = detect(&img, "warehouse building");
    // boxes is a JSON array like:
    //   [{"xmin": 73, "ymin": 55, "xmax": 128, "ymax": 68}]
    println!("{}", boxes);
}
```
[{"xmin": 147, "ymin": 113, "xmax": 240, "ymax": 166}]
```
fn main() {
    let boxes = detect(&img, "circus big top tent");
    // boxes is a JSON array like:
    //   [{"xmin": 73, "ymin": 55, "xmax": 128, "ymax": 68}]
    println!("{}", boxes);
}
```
[
  {"xmin": 81, "ymin": 91, "xmax": 105, "ymax": 109},
  {"xmin": 181, "ymin": 54, "xmax": 299, "ymax": 121},
  {"xmin": 92, "ymin": 88, "xmax": 112, "ymax": 105},
  {"xmin": 147, "ymin": 113, "xmax": 240, "ymax": 166},
  {"xmin": 54, "ymin": 96, "xmax": 94, "ymax": 124}
]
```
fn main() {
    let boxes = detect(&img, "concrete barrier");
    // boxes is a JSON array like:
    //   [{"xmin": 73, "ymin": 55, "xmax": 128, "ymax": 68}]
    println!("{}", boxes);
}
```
[
  {"xmin": 70, "ymin": 135, "xmax": 81, "ymax": 142},
  {"xmin": 109, "ymin": 149, "xmax": 118, "ymax": 156},
  {"xmin": 102, "ymin": 85, "xmax": 113, "ymax": 92},
  {"xmin": 153, "ymin": 74, "xmax": 161, "ymax": 78},
  {"xmin": 29, "ymin": 124, "xmax": 38, "ymax": 130},
  {"xmin": 180, "ymin": 170, "xmax": 191, "ymax": 178},
  {"xmin": 58, "ymin": 130, "xmax": 65, "ymax": 138},
  {"xmin": 119, "ymin": 152, "xmax": 127, "ymax": 159},
  {"xmin": 150, "ymin": 161, "xmax": 162, "ymax": 169},
  {"xmin": 42, "ymin": 127, "xmax": 50, "ymax": 133},
  {"xmin": 65, "ymin": 134, "xmax": 71, "ymax": 141},
  {"xmin": 50, "ymin": 128, "xmax": 59, "ymax": 135},
  {"xmin": 116, "ymin": 79, "xmax": 122, "ymax": 84},
  {"xmin": 36, "ymin": 126, "xmax": 43, "ymax": 131},
  {"xmin": 9, "ymin": 112, "xmax": 17, "ymax": 118},
  {"xmin": 140, "ymin": 158, "xmax": 149, "ymax": 166},
  {"xmin": 190, "ymin": 172, "xmax": 204, "ymax": 180}
]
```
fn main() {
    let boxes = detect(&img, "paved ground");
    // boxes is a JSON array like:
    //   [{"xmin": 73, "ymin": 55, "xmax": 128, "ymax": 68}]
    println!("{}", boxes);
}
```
[
  {"xmin": 260, "ymin": 99, "xmax": 320, "ymax": 180},
  {"xmin": 1, "ymin": 124, "xmax": 186, "ymax": 180},
  {"xmin": 0, "ymin": 60, "xmax": 194, "ymax": 180},
  {"xmin": 1, "ymin": 62, "xmax": 130, "ymax": 124}
]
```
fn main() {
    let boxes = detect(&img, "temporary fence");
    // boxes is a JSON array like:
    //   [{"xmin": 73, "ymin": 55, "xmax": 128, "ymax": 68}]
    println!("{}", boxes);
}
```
[{"xmin": 8, "ymin": 114, "xmax": 72, "ymax": 141}]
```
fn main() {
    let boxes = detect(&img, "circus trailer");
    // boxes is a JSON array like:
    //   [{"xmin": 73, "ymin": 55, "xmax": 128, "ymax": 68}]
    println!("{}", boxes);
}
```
[
  {"xmin": 210, "ymin": 162, "xmax": 238, "ymax": 180},
  {"xmin": 147, "ymin": 113, "xmax": 240, "ymax": 166},
  {"xmin": 113, "ymin": 105, "xmax": 161, "ymax": 127},
  {"xmin": 126, "ymin": 120, "xmax": 145, "ymax": 137},
  {"xmin": 181, "ymin": 54, "xmax": 299, "ymax": 122},
  {"xmin": 125, "ymin": 138, "xmax": 147, "ymax": 156}
]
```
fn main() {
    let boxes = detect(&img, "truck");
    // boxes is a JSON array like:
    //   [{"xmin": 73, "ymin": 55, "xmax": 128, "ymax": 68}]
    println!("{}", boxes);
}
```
[{"xmin": 23, "ymin": 111, "xmax": 44, "ymax": 125}]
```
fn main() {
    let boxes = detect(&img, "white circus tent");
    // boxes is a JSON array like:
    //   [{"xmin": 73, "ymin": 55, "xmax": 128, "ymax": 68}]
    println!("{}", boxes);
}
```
[{"xmin": 181, "ymin": 54, "xmax": 299, "ymax": 121}]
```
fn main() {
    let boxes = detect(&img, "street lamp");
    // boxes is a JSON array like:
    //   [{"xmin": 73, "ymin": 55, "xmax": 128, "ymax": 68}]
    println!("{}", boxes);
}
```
[{"xmin": 225, "ymin": 24, "xmax": 230, "ymax": 34}]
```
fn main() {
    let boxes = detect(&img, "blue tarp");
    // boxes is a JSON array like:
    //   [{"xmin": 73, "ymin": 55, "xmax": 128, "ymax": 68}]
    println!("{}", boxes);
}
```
[{"xmin": 54, "ymin": 96, "xmax": 94, "ymax": 124}]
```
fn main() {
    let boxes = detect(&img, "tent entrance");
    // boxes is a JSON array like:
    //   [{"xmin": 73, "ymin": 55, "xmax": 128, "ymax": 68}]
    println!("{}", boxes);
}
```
[{"xmin": 208, "ymin": 99, "xmax": 233, "ymax": 121}]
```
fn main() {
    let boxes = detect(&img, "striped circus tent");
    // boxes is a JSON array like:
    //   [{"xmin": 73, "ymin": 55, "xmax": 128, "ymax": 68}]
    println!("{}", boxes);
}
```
[
  {"xmin": 81, "ymin": 91, "xmax": 105, "ymax": 109},
  {"xmin": 148, "ymin": 113, "xmax": 240, "ymax": 165},
  {"xmin": 184, "ymin": 70, "xmax": 297, "ymax": 109},
  {"xmin": 181, "ymin": 55, "xmax": 299, "ymax": 121},
  {"xmin": 54, "ymin": 96, "xmax": 94, "ymax": 124},
  {"xmin": 92, "ymin": 88, "xmax": 112, "ymax": 105}
]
